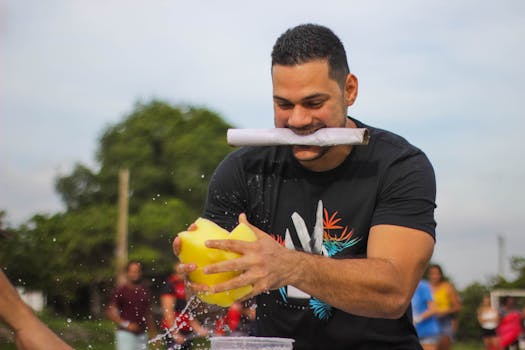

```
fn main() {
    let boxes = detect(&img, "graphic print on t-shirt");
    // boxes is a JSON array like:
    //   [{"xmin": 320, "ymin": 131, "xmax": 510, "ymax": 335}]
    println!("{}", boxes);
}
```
[{"xmin": 277, "ymin": 200, "xmax": 361, "ymax": 320}]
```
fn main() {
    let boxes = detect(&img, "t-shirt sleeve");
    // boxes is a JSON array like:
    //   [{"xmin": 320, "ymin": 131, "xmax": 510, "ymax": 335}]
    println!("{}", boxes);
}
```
[
  {"xmin": 372, "ymin": 150, "xmax": 437, "ymax": 239},
  {"xmin": 203, "ymin": 151, "xmax": 249, "ymax": 231}
]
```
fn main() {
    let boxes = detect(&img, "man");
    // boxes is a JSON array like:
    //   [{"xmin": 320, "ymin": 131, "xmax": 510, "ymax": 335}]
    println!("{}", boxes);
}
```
[
  {"xmin": 0, "ymin": 269, "xmax": 72, "ymax": 350},
  {"xmin": 107, "ymin": 261, "xmax": 157, "ymax": 350},
  {"xmin": 174, "ymin": 23, "xmax": 436, "ymax": 349}
]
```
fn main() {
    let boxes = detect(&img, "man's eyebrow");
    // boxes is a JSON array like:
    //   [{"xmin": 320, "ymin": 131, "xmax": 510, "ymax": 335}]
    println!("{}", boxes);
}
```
[
  {"xmin": 273, "ymin": 93, "xmax": 329, "ymax": 103},
  {"xmin": 273, "ymin": 95, "xmax": 289, "ymax": 101},
  {"xmin": 301, "ymin": 93, "xmax": 329, "ymax": 101}
]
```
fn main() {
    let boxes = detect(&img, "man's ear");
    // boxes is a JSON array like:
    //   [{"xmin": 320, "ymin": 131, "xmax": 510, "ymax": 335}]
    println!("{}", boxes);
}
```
[{"xmin": 345, "ymin": 73, "xmax": 358, "ymax": 107}]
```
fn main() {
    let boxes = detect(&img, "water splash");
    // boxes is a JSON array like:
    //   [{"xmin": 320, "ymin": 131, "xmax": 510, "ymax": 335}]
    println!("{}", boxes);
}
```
[{"xmin": 146, "ymin": 295, "xmax": 202, "ymax": 347}]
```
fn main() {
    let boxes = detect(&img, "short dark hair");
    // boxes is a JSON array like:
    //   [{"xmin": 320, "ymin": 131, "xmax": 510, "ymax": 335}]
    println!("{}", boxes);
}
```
[{"xmin": 271, "ymin": 24, "xmax": 350, "ymax": 88}]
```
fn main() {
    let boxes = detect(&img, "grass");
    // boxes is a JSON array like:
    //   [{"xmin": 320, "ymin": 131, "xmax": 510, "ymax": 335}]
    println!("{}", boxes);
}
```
[
  {"xmin": 0, "ymin": 311, "xmax": 484, "ymax": 350},
  {"xmin": 455, "ymin": 342, "xmax": 485, "ymax": 350}
]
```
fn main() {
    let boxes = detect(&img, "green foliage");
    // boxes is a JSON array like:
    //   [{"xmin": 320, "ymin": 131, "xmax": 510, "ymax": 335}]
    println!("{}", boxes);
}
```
[
  {"xmin": 457, "ymin": 282, "xmax": 489, "ymax": 341},
  {"xmin": 507, "ymin": 256, "xmax": 525, "ymax": 288},
  {"xmin": 1, "ymin": 100, "xmax": 234, "ymax": 316},
  {"xmin": 1, "ymin": 207, "xmax": 116, "ymax": 305},
  {"xmin": 92, "ymin": 100, "xmax": 233, "ymax": 212},
  {"xmin": 55, "ymin": 164, "xmax": 101, "ymax": 211},
  {"xmin": 129, "ymin": 198, "xmax": 196, "ymax": 275}
]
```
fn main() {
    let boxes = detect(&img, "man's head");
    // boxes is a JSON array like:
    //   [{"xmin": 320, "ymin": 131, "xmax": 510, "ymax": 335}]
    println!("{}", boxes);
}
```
[
  {"xmin": 271, "ymin": 24, "xmax": 350, "ymax": 90},
  {"xmin": 271, "ymin": 24, "xmax": 358, "ymax": 171},
  {"xmin": 126, "ymin": 260, "xmax": 143, "ymax": 284}
]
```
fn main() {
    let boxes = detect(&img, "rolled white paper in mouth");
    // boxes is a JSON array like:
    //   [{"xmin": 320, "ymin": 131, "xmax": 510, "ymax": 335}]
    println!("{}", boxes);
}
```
[{"xmin": 227, "ymin": 128, "xmax": 369, "ymax": 147}]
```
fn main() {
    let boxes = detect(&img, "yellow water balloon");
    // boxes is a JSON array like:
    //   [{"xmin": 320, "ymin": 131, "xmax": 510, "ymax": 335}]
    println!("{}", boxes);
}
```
[{"xmin": 177, "ymin": 218, "xmax": 257, "ymax": 307}]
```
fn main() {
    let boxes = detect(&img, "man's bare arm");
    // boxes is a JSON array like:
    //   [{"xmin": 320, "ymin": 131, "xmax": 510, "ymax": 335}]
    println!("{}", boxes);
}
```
[{"xmin": 202, "ymin": 216, "xmax": 434, "ymax": 319}]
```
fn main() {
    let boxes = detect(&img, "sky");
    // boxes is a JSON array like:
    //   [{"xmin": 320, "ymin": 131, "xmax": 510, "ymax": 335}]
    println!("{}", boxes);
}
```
[{"xmin": 1, "ymin": 0, "xmax": 524, "ymax": 289}]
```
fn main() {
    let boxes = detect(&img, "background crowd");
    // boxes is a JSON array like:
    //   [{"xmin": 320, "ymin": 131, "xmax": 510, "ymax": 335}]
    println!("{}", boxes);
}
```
[
  {"xmin": 412, "ymin": 264, "xmax": 525, "ymax": 350},
  {"xmin": 106, "ymin": 260, "xmax": 256, "ymax": 350},
  {"xmin": 3, "ymin": 258, "xmax": 525, "ymax": 349}
]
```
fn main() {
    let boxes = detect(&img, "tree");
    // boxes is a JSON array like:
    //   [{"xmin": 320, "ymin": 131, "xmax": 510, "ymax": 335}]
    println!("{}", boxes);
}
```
[
  {"xmin": 3, "ymin": 100, "xmax": 235, "ymax": 317},
  {"xmin": 90, "ymin": 100, "xmax": 233, "ymax": 212},
  {"xmin": 457, "ymin": 282, "xmax": 490, "ymax": 341}
]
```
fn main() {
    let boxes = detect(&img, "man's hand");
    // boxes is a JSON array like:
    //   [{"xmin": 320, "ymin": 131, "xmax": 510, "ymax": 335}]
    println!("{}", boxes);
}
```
[
  {"xmin": 172, "ymin": 223, "xmax": 211, "ymax": 295},
  {"xmin": 200, "ymin": 213, "xmax": 296, "ymax": 300}
]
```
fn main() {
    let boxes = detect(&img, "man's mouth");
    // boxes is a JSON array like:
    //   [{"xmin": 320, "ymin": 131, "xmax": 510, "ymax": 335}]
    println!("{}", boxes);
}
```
[{"xmin": 288, "ymin": 127, "xmax": 323, "ymax": 137}]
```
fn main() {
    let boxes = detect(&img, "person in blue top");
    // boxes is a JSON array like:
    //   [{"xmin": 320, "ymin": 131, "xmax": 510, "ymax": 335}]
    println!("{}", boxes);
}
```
[{"xmin": 412, "ymin": 280, "xmax": 441, "ymax": 350}]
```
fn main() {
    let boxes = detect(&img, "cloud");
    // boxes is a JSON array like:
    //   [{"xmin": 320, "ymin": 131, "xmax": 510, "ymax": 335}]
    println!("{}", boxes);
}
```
[{"xmin": 1, "ymin": 0, "xmax": 524, "ymax": 288}]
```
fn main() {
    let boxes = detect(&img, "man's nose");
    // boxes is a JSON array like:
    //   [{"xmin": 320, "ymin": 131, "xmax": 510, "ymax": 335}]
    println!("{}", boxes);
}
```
[{"xmin": 288, "ymin": 106, "xmax": 313, "ymax": 129}]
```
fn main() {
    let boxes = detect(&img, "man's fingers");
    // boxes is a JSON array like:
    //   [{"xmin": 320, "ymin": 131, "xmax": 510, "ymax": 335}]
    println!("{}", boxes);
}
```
[
  {"xmin": 208, "ymin": 274, "xmax": 252, "ymax": 295},
  {"xmin": 238, "ymin": 213, "xmax": 266, "ymax": 239},
  {"xmin": 187, "ymin": 280, "xmax": 210, "ymax": 293},
  {"xmin": 176, "ymin": 263, "xmax": 197, "ymax": 275},
  {"xmin": 172, "ymin": 236, "xmax": 182, "ymax": 256}
]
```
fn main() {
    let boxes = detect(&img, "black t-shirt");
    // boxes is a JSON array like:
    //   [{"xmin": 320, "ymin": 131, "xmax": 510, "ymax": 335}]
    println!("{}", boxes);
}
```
[{"xmin": 203, "ymin": 118, "xmax": 436, "ymax": 350}]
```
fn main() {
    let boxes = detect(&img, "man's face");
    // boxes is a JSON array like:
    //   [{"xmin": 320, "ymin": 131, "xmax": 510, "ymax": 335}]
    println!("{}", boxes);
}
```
[
  {"xmin": 272, "ymin": 59, "xmax": 357, "ymax": 165},
  {"xmin": 127, "ymin": 262, "xmax": 142, "ymax": 284}
]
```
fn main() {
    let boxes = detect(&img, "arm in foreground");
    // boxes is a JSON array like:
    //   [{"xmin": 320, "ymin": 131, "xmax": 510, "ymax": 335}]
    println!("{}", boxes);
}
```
[
  {"xmin": 204, "ymin": 217, "xmax": 434, "ymax": 319},
  {"xmin": 0, "ymin": 270, "xmax": 73, "ymax": 350}
]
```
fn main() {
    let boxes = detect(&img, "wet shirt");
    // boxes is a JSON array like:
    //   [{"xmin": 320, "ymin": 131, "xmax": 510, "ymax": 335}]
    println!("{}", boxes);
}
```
[
  {"xmin": 204, "ymin": 117, "xmax": 436, "ymax": 350},
  {"xmin": 111, "ymin": 284, "xmax": 151, "ymax": 333}
]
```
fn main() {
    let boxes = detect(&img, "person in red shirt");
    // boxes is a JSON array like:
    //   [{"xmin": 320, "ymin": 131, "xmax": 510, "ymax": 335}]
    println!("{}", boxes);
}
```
[
  {"xmin": 214, "ymin": 301, "xmax": 257, "ymax": 337},
  {"xmin": 107, "ymin": 260, "xmax": 157, "ymax": 350},
  {"xmin": 160, "ymin": 262, "xmax": 208, "ymax": 350}
]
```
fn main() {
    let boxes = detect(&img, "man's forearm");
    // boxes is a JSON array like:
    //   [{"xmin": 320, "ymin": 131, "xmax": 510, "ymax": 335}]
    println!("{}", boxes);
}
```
[{"xmin": 286, "ymin": 251, "xmax": 413, "ymax": 318}]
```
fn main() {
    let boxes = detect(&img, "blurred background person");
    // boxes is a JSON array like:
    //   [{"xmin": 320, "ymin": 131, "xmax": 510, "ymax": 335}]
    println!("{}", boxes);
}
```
[
  {"xmin": 412, "ymin": 279, "xmax": 441, "ymax": 350},
  {"xmin": 214, "ymin": 301, "xmax": 257, "ymax": 337},
  {"xmin": 477, "ymin": 294, "xmax": 501, "ymax": 350},
  {"xmin": 428, "ymin": 264, "xmax": 462, "ymax": 350},
  {"xmin": 160, "ymin": 261, "xmax": 208, "ymax": 350},
  {"xmin": 497, "ymin": 296, "xmax": 522, "ymax": 350},
  {"xmin": 107, "ymin": 260, "xmax": 157, "ymax": 350}
]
